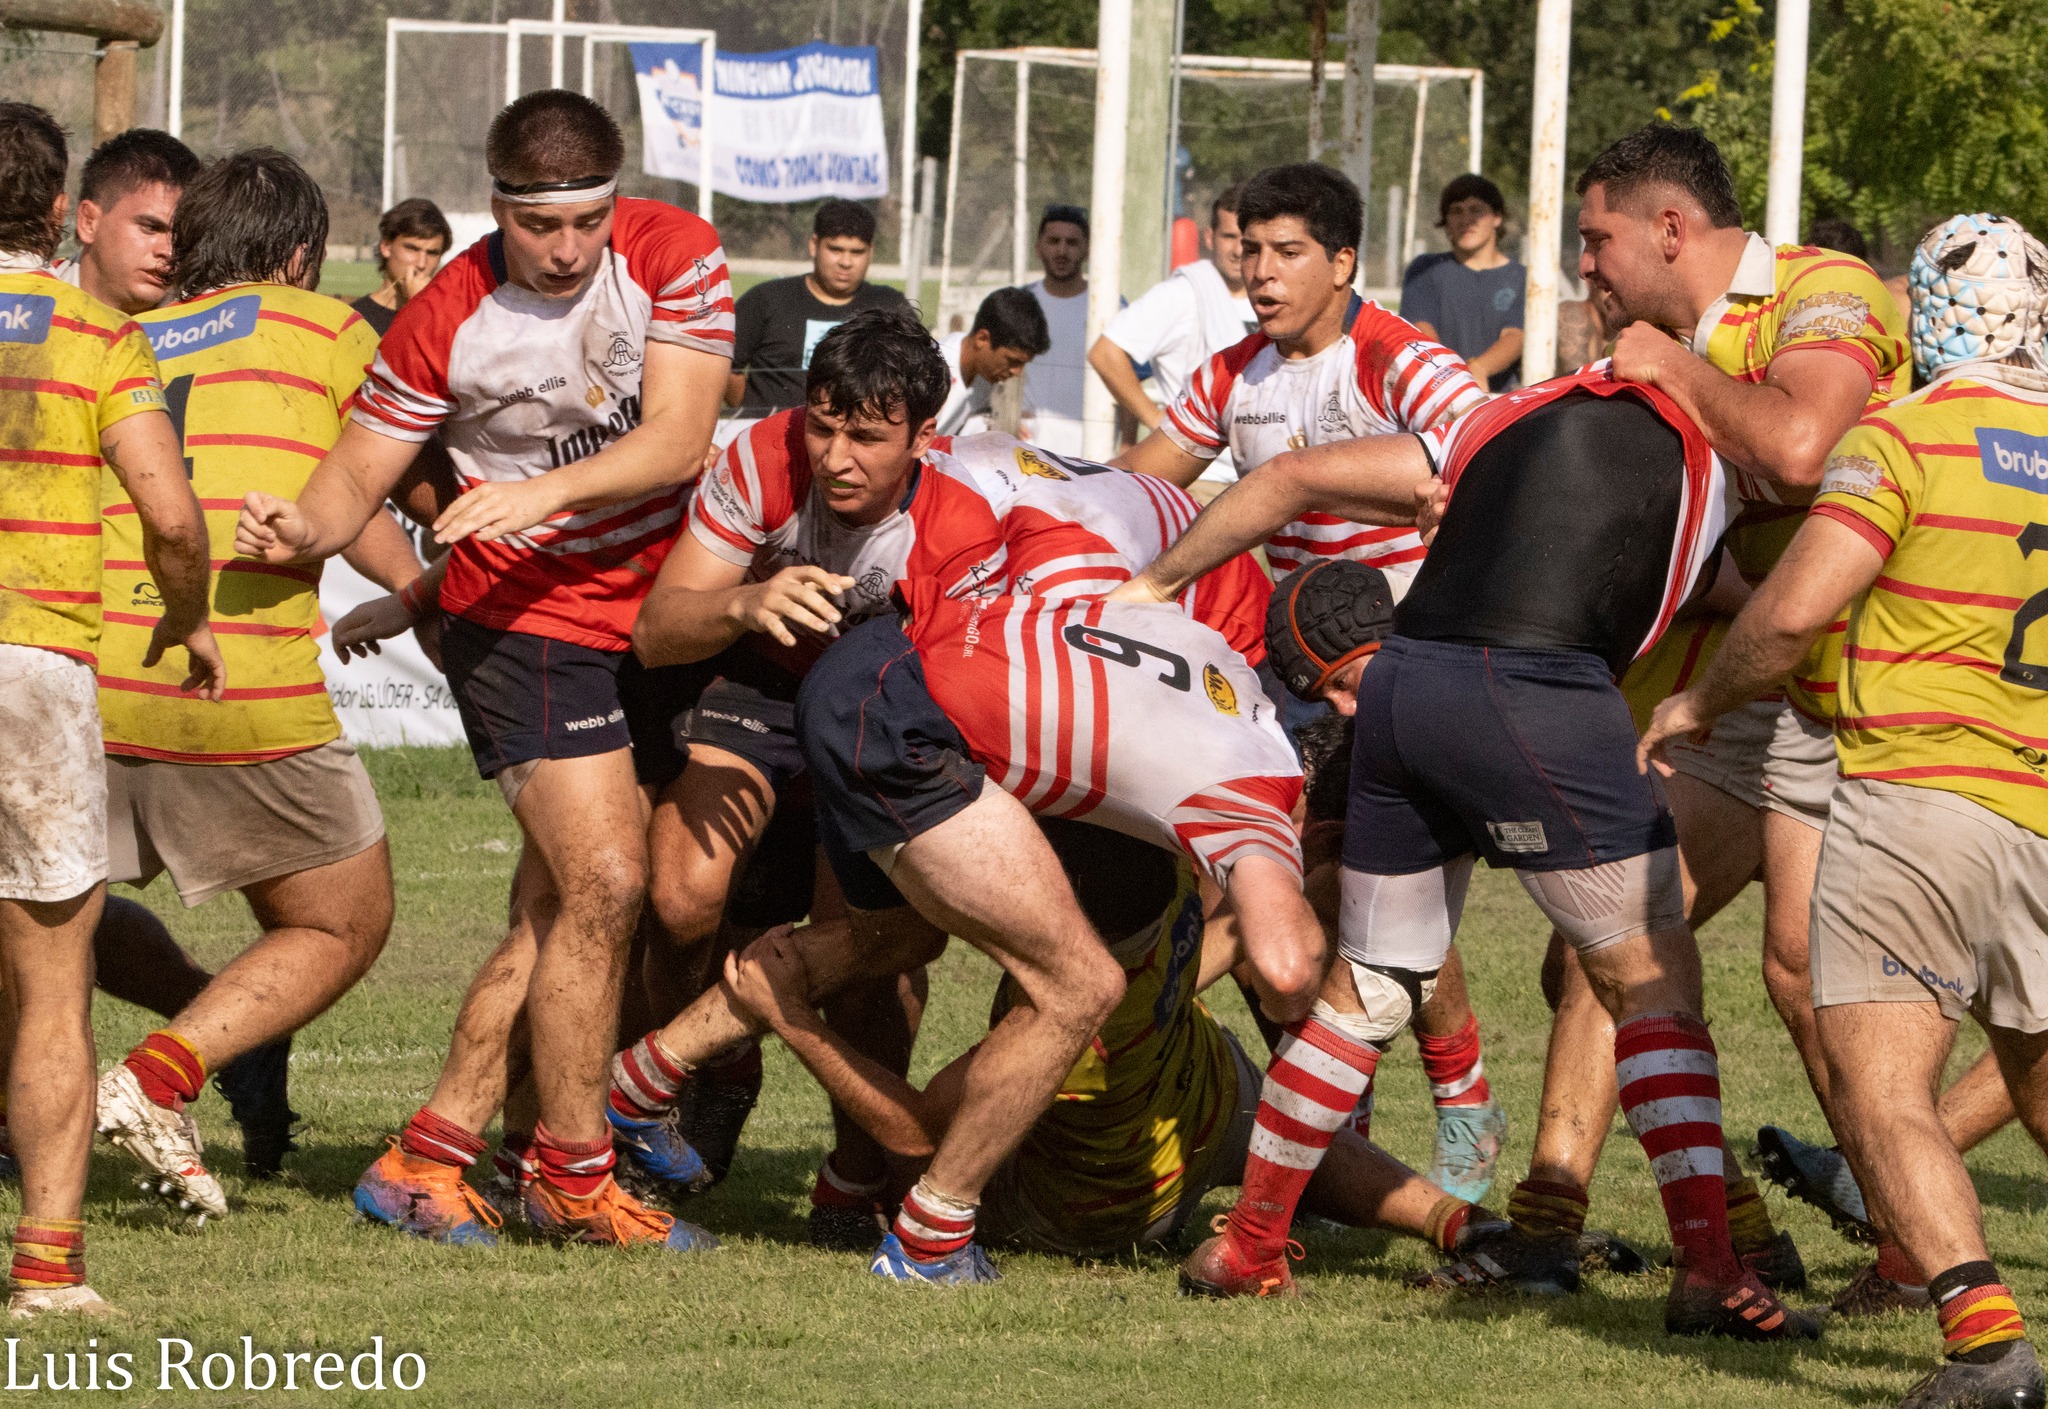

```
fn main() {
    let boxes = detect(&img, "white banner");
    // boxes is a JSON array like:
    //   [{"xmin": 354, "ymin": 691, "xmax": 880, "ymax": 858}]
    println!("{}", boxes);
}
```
[
  {"xmin": 315, "ymin": 550, "xmax": 466, "ymax": 750},
  {"xmin": 633, "ymin": 41, "xmax": 889, "ymax": 204}
]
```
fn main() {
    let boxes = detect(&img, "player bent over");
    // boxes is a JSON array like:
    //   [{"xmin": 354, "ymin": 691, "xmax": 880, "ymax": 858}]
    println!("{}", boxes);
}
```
[
  {"xmin": 236, "ymin": 90, "xmax": 733, "ymax": 1249},
  {"xmin": 0, "ymin": 102, "xmax": 220, "ymax": 1315},
  {"xmin": 1642, "ymin": 214, "xmax": 2048, "ymax": 1407},
  {"xmin": 1115, "ymin": 370, "xmax": 1820, "ymax": 1338}
]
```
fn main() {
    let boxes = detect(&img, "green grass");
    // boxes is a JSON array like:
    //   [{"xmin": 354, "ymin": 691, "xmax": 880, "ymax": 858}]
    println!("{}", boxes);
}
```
[{"xmin": 9, "ymin": 745, "xmax": 2040, "ymax": 1405}]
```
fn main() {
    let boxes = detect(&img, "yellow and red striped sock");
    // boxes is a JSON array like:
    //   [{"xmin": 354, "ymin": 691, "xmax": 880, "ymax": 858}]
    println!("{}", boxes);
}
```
[
  {"xmin": 124, "ymin": 1030, "xmax": 206, "ymax": 1111},
  {"xmin": 10, "ymin": 1217, "xmax": 84, "ymax": 1291},
  {"xmin": 1932, "ymin": 1261, "xmax": 2028, "ymax": 1363},
  {"xmin": 1724, "ymin": 1175, "xmax": 1779, "ymax": 1256}
]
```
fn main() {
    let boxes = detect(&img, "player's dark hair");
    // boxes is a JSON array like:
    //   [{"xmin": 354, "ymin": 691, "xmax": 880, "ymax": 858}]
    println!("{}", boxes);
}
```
[
  {"xmin": 970, "ymin": 286, "xmax": 1050, "ymax": 356},
  {"xmin": 807, "ymin": 305, "xmax": 951, "ymax": 432},
  {"xmin": 378, "ymin": 197, "xmax": 453, "ymax": 259},
  {"xmin": 1237, "ymin": 162, "xmax": 1362, "ymax": 257},
  {"xmin": 80, "ymin": 129, "xmax": 199, "ymax": 211},
  {"xmin": 1438, "ymin": 172, "xmax": 1506, "ymax": 223},
  {"xmin": 1807, "ymin": 216, "xmax": 1869, "ymax": 261},
  {"xmin": 1039, "ymin": 203, "xmax": 1088, "ymax": 239},
  {"xmin": 1296, "ymin": 714, "xmax": 1354, "ymax": 825},
  {"xmin": 1576, "ymin": 124, "xmax": 1742, "ymax": 229},
  {"xmin": 0, "ymin": 102, "xmax": 69, "ymax": 259},
  {"xmin": 814, "ymin": 198, "xmax": 877, "ymax": 245},
  {"xmin": 1210, "ymin": 182, "xmax": 1244, "ymax": 227},
  {"xmin": 172, "ymin": 147, "xmax": 329, "ymax": 298},
  {"xmin": 486, "ymin": 89, "xmax": 624, "ymax": 188}
]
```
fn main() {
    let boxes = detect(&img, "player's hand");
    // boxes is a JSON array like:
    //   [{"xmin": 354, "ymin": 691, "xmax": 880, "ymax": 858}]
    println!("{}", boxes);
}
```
[
  {"xmin": 1104, "ymin": 569, "xmax": 1172, "ymax": 607},
  {"xmin": 722, "ymin": 929, "xmax": 814, "ymax": 1033},
  {"xmin": 737, "ymin": 566, "xmax": 854, "ymax": 648},
  {"xmin": 432, "ymin": 478, "xmax": 563, "ymax": 546},
  {"xmin": 1609, "ymin": 321, "xmax": 1687, "ymax": 388},
  {"xmin": 235, "ymin": 491, "xmax": 314, "ymax": 563},
  {"xmin": 330, "ymin": 593, "xmax": 414, "ymax": 661},
  {"xmin": 1637, "ymin": 690, "xmax": 1712, "ymax": 776},
  {"xmin": 1415, "ymin": 477, "xmax": 1452, "ymax": 544},
  {"xmin": 144, "ymin": 618, "xmax": 225, "ymax": 701}
]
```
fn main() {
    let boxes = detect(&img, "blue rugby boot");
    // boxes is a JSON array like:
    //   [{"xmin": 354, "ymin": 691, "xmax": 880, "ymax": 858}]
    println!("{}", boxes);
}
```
[
  {"xmin": 606, "ymin": 1101, "xmax": 712, "ymax": 1204},
  {"xmin": 870, "ymin": 1233, "xmax": 1001, "ymax": 1285}
]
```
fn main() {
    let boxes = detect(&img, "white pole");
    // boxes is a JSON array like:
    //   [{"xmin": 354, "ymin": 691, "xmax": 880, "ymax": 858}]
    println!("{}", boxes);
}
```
[
  {"xmin": 1011, "ymin": 60, "xmax": 1031, "ymax": 286},
  {"xmin": 899, "ymin": 0, "xmax": 924, "ymax": 273},
  {"xmin": 1402, "ymin": 78, "xmax": 1428, "ymax": 266},
  {"xmin": 505, "ymin": 27, "xmax": 522, "ymax": 106},
  {"xmin": 1082, "ymin": 0, "xmax": 1134, "ymax": 461},
  {"xmin": 1468, "ymin": 69, "xmax": 1484, "ymax": 172},
  {"xmin": 381, "ymin": 21, "xmax": 398, "ymax": 210},
  {"xmin": 698, "ymin": 36, "xmax": 715, "ymax": 221},
  {"xmin": 1764, "ymin": 0, "xmax": 1809, "ymax": 246},
  {"xmin": 550, "ymin": 0, "xmax": 565, "ymax": 89},
  {"xmin": 1164, "ymin": 0, "xmax": 1186, "ymax": 265},
  {"xmin": 938, "ymin": 51, "xmax": 965, "ymax": 327},
  {"xmin": 1520, "ymin": 0, "xmax": 1572, "ymax": 387},
  {"xmin": 167, "ymin": 0, "xmax": 184, "ymax": 138}
]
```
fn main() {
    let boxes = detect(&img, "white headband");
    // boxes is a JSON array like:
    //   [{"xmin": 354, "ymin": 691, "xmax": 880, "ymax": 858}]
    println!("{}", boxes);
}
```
[{"xmin": 490, "ymin": 176, "xmax": 618, "ymax": 206}]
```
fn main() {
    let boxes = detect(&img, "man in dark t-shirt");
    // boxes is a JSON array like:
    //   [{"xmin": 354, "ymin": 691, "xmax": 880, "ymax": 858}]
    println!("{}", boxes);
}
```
[
  {"xmin": 1400, "ymin": 174, "xmax": 1525, "ymax": 393},
  {"xmin": 727, "ymin": 198, "xmax": 909, "ymax": 415}
]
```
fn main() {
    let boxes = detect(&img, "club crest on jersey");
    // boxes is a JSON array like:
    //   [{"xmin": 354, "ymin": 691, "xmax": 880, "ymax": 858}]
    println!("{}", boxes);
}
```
[
  {"xmin": 1820, "ymin": 453, "xmax": 1884, "ymax": 500},
  {"xmin": 0, "ymin": 292, "xmax": 55, "ymax": 344},
  {"xmin": 1316, "ymin": 388, "xmax": 1347, "ymax": 436},
  {"xmin": 1979, "ymin": 428, "xmax": 2048, "ymax": 494},
  {"xmin": 1014, "ymin": 446, "xmax": 1069, "ymax": 480},
  {"xmin": 145, "ymin": 294, "xmax": 260, "ymax": 360},
  {"xmin": 602, "ymin": 332, "xmax": 642, "ymax": 372},
  {"xmin": 1202, "ymin": 663, "xmax": 1239, "ymax": 715}
]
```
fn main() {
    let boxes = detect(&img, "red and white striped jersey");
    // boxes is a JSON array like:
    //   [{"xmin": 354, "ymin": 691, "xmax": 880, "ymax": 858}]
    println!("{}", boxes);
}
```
[
  {"xmin": 1158, "ymin": 300, "xmax": 1484, "ymax": 584},
  {"xmin": 899, "ymin": 578, "xmax": 1303, "ymax": 885},
  {"xmin": 353, "ymin": 198, "xmax": 734, "ymax": 649},
  {"xmin": 692, "ymin": 410, "xmax": 1006, "ymax": 671},
  {"xmin": 930, "ymin": 432, "xmax": 1273, "ymax": 663}
]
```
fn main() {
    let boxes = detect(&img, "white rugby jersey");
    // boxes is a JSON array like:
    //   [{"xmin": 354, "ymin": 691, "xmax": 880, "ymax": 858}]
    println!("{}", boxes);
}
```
[
  {"xmin": 931, "ymin": 431, "xmax": 1270, "ymax": 661},
  {"xmin": 691, "ymin": 409, "xmax": 1007, "ymax": 671},
  {"xmin": 354, "ymin": 198, "xmax": 734, "ymax": 649},
  {"xmin": 899, "ymin": 578, "xmax": 1303, "ymax": 884},
  {"xmin": 1159, "ymin": 300, "xmax": 1484, "ymax": 583}
]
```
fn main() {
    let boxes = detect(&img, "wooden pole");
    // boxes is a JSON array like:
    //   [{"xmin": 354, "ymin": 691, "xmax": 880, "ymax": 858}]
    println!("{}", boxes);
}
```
[
  {"xmin": 0, "ymin": 0, "xmax": 163, "ymax": 44},
  {"xmin": 94, "ymin": 39, "xmax": 138, "ymax": 143}
]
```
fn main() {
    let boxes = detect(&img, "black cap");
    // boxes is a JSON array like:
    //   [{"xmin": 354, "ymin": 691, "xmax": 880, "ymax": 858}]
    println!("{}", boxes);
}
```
[{"xmin": 1264, "ymin": 560, "xmax": 1396, "ymax": 702}]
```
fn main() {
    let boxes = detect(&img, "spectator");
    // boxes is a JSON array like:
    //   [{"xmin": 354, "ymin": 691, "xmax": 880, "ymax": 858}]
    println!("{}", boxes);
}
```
[
  {"xmin": 937, "ymin": 286, "xmax": 1049, "ymax": 436},
  {"xmin": 1089, "ymin": 183, "xmax": 1254, "ymax": 480},
  {"xmin": 53, "ymin": 128, "xmax": 199, "ymax": 314},
  {"xmin": 353, "ymin": 198, "xmax": 452, "ymax": 337},
  {"xmin": 727, "ymin": 198, "xmax": 907, "ymax": 416},
  {"xmin": 1020, "ymin": 204, "xmax": 1093, "ymax": 454},
  {"xmin": 1401, "ymin": 174, "xmax": 1526, "ymax": 392}
]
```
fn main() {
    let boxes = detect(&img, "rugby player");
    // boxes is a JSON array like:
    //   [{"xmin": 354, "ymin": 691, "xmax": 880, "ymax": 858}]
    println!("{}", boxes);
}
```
[
  {"xmin": 53, "ymin": 129, "xmax": 197, "ymax": 315},
  {"xmin": 1112, "ymin": 368, "xmax": 1819, "ymax": 1338},
  {"xmin": 0, "ymin": 101, "xmax": 218, "ymax": 1316},
  {"xmin": 1641, "ymin": 214, "xmax": 2048, "ymax": 1407},
  {"xmin": 87, "ymin": 150, "xmax": 425, "ymax": 1217},
  {"xmin": 235, "ymin": 91, "xmax": 735, "ymax": 1249}
]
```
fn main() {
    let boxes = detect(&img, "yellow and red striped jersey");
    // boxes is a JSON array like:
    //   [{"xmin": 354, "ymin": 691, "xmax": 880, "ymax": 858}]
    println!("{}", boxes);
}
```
[
  {"xmin": 1811, "ymin": 371, "xmax": 2048, "ymax": 835},
  {"xmin": 0, "ymin": 269, "xmax": 166, "ymax": 663},
  {"xmin": 100, "ymin": 283, "xmax": 377, "ymax": 762}
]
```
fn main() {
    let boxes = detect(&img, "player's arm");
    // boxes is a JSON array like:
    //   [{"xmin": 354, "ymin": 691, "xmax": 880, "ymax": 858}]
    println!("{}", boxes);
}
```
[
  {"xmin": 1638, "ymin": 513, "xmax": 1884, "ymax": 771},
  {"xmin": 632, "ymin": 530, "xmax": 852, "ymax": 665},
  {"xmin": 1088, "ymin": 337, "xmax": 1163, "ymax": 430},
  {"xmin": 331, "ymin": 553, "xmax": 447, "ymax": 663},
  {"xmin": 235, "ymin": 421, "xmax": 426, "ymax": 566},
  {"xmin": 430, "ymin": 341, "xmax": 728, "ymax": 546},
  {"xmin": 1464, "ymin": 326, "xmax": 1525, "ymax": 383},
  {"xmin": 1611, "ymin": 327, "xmax": 1873, "ymax": 494},
  {"xmin": 722, "ymin": 932, "xmax": 964, "ymax": 1158},
  {"xmin": 1111, "ymin": 433, "xmax": 1432, "ymax": 605},
  {"xmin": 1111, "ymin": 427, "xmax": 1209, "ymax": 487},
  {"xmin": 340, "ymin": 506, "xmax": 424, "ymax": 593},
  {"xmin": 1216, "ymin": 856, "xmax": 1324, "ymax": 1023},
  {"xmin": 101, "ymin": 412, "xmax": 223, "ymax": 699},
  {"xmin": 723, "ymin": 372, "xmax": 747, "ymax": 409}
]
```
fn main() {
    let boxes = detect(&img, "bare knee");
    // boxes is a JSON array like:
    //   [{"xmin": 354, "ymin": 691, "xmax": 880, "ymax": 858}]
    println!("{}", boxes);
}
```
[
  {"xmin": 562, "ymin": 847, "xmax": 647, "ymax": 945},
  {"xmin": 647, "ymin": 861, "xmax": 724, "ymax": 945}
]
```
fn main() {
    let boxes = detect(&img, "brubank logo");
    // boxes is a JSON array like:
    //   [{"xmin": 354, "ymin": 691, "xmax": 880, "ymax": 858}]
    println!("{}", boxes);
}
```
[
  {"xmin": 1979, "ymin": 427, "xmax": 2048, "ymax": 494},
  {"xmin": 146, "ymin": 294, "xmax": 261, "ymax": 360},
  {"xmin": 0, "ymin": 292, "xmax": 54, "ymax": 344}
]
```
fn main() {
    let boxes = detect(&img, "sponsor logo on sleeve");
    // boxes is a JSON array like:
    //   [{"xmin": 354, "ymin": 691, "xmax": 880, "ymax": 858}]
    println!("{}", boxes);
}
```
[
  {"xmin": 1203, "ymin": 662, "xmax": 1239, "ymax": 715},
  {"xmin": 0, "ymin": 292, "xmax": 55, "ymax": 344},
  {"xmin": 1979, "ymin": 428, "xmax": 2048, "ymax": 494},
  {"xmin": 1819, "ymin": 453, "xmax": 1885, "ymax": 499},
  {"xmin": 1779, "ymin": 290, "xmax": 1870, "ymax": 345},
  {"xmin": 144, "ymin": 294, "xmax": 261, "ymax": 360}
]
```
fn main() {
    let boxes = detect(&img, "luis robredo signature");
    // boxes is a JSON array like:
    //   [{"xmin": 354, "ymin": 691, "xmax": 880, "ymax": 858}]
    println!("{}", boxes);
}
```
[{"xmin": 3, "ymin": 1336, "xmax": 425, "ymax": 1392}]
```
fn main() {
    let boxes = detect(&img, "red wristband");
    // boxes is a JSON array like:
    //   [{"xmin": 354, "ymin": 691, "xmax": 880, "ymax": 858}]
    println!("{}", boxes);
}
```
[{"xmin": 399, "ymin": 577, "xmax": 430, "ymax": 619}]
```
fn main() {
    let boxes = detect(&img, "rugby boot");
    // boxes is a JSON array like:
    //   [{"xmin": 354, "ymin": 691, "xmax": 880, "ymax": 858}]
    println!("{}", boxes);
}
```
[
  {"xmin": 606, "ymin": 1102, "xmax": 712, "ymax": 1205},
  {"xmin": 95, "ymin": 1064, "xmax": 227, "ymax": 1223},
  {"xmin": 678, "ymin": 1043, "xmax": 763, "ymax": 1186},
  {"xmin": 1178, "ymin": 1216, "xmax": 1299, "ymax": 1299},
  {"xmin": 1577, "ymin": 1229, "xmax": 1652, "ymax": 1276},
  {"xmin": 807, "ymin": 1162, "xmax": 889, "ymax": 1252},
  {"xmin": 1410, "ymin": 1221, "xmax": 1579, "ymax": 1295},
  {"xmin": 1898, "ymin": 1341, "xmax": 2045, "ymax": 1409},
  {"xmin": 212, "ymin": 1037, "xmax": 299, "ymax": 1180},
  {"xmin": 481, "ymin": 1144, "xmax": 535, "ymax": 1226},
  {"xmin": 1665, "ymin": 1258, "xmax": 1822, "ymax": 1341},
  {"xmin": 1742, "ymin": 1229, "xmax": 1810, "ymax": 1293},
  {"xmin": 1428, "ymin": 1095, "xmax": 1508, "ymax": 1204},
  {"xmin": 1757, "ymin": 1125, "xmax": 1878, "ymax": 1245},
  {"xmin": 352, "ymin": 1140, "xmax": 501, "ymax": 1246},
  {"xmin": 870, "ymin": 1233, "xmax": 1001, "ymax": 1285},
  {"xmin": 7, "ymin": 1285, "xmax": 116, "ymax": 1320},
  {"xmin": 523, "ymin": 1174, "xmax": 718, "ymax": 1252},
  {"xmin": 1832, "ymin": 1260, "xmax": 1932, "ymax": 1318}
]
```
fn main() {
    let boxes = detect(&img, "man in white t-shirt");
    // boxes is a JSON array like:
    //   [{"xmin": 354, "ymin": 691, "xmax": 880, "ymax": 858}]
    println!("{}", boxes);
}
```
[
  {"xmin": 1019, "ymin": 205, "xmax": 1092, "ymax": 455},
  {"xmin": 936, "ymin": 287, "xmax": 1048, "ymax": 436},
  {"xmin": 1090, "ymin": 184, "xmax": 1256, "ymax": 483}
]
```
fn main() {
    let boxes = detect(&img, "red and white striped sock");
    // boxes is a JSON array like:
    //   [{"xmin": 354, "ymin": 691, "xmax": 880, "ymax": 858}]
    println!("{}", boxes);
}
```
[
  {"xmin": 1615, "ymin": 1012, "xmax": 1739, "ymax": 1280},
  {"xmin": 399, "ymin": 1107, "xmax": 487, "ymax": 1169},
  {"xmin": 1226, "ymin": 1017, "xmax": 1380, "ymax": 1261},
  {"xmin": 493, "ymin": 1130, "xmax": 536, "ymax": 1188},
  {"xmin": 533, "ymin": 1121, "xmax": 616, "ymax": 1199},
  {"xmin": 1344, "ymin": 1087, "xmax": 1376, "ymax": 1141},
  {"xmin": 892, "ymin": 1178, "xmax": 977, "ymax": 1262},
  {"xmin": 609, "ymin": 1032, "xmax": 690, "ymax": 1122},
  {"xmin": 1417, "ymin": 1014, "xmax": 1491, "ymax": 1109}
]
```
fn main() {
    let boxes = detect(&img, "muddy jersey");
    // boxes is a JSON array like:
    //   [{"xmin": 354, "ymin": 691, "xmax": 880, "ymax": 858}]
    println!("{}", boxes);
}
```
[
  {"xmin": 932, "ymin": 431, "xmax": 1271, "ymax": 663},
  {"xmin": 1159, "ymin": 300, "xmax": 1484, "ymax": 581},
  {"xmin": 690, "ymin": 409, "xmax": 1006, "ymax": 672},
  {"xmin": 899, "ymin": 578, "xmax": 1302, "ymax": 884},
  {"xmin": 352, "ymin": 198, "xmax": 734, "ymax": 650}
]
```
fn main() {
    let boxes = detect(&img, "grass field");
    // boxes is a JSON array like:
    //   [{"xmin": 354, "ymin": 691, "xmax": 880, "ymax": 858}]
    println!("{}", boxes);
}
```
[{"xmin": 9, "ymin": 745, "xmax": 2041, "ymax": 1406}]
